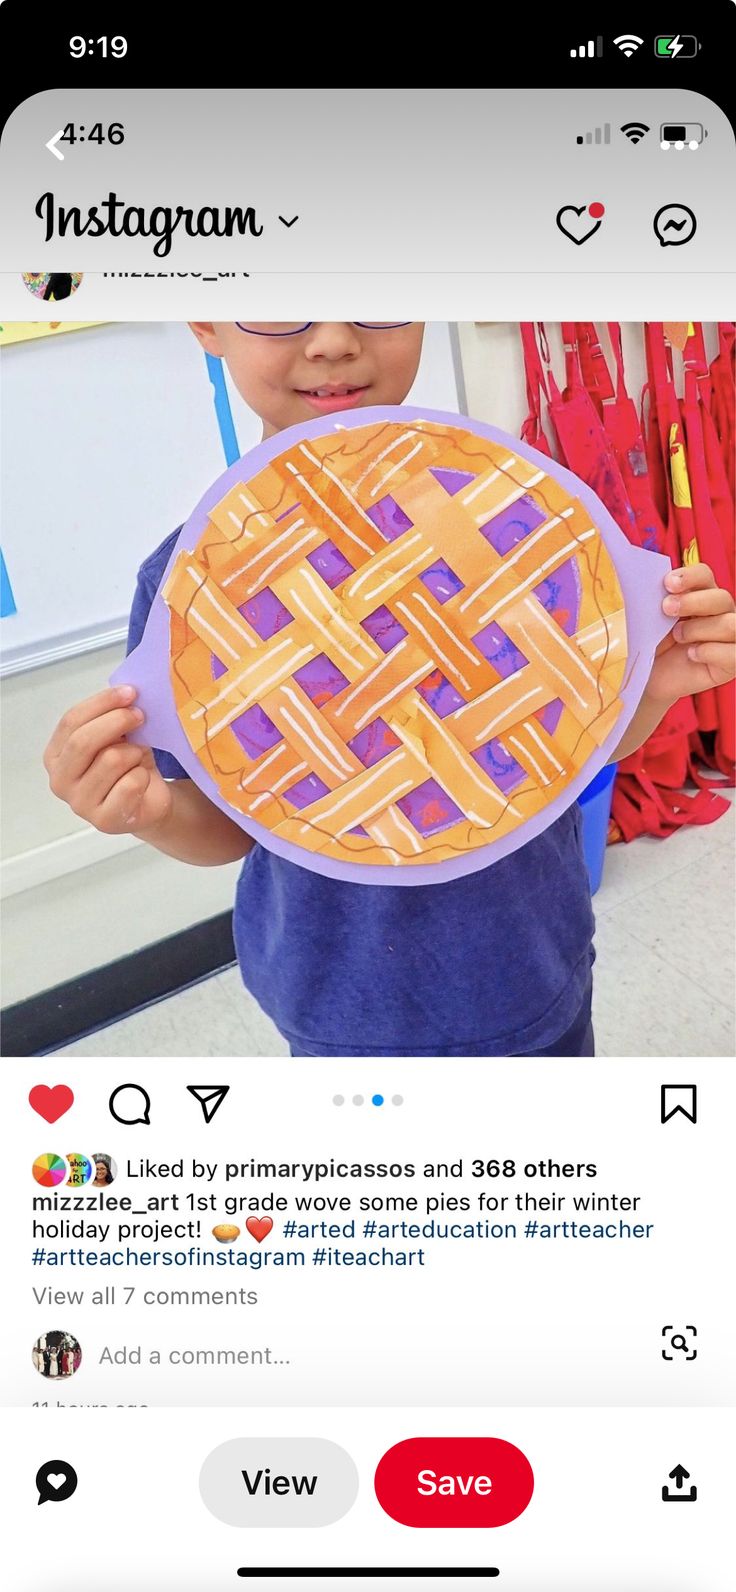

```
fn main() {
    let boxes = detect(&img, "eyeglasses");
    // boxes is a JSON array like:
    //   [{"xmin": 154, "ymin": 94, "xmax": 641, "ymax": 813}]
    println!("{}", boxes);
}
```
[{"xmin": 234, "ymin": 322, "xmax": 412, "ymax": 337}]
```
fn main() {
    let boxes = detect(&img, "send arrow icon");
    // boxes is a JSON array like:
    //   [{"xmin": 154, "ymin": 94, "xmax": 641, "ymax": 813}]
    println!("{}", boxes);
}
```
[{"xmin": 187, "ymin": 1085, "xmax": 230, "ymax": 1123}]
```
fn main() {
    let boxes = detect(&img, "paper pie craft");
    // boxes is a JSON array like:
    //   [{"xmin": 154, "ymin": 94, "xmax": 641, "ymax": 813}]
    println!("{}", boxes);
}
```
[{"xmin": 114, "ymin": 406, "xmax": 673, "ymax": 885}]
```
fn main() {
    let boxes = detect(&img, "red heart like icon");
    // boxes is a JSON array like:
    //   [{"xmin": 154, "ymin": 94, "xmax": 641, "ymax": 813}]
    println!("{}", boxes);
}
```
[
  {"xmin": 28, "ymin": 1084, "xmax": 75, "ymax": 1123},
  {"xmin": 245, "ymin": 1216, "xmax": 273, "ymax": 1244}
]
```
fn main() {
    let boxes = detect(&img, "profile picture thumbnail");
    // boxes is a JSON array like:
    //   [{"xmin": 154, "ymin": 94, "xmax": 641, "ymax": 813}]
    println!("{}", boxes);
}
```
[
  {"xmin": 65, "ymin": 1153, "xmax": 93, "ymax": 1187},
  {"xmin": 21, "ymin": 272, "xmax": 83, "ymax": 302},
  {"xmin": 32, "ymin": 1330, "xmax": 82, "ymax": 1380},
  {"xmin": 32, "ymin": 1153, "xmax": 67, "ymax": 1188},
  {"xmin": 91, "ymin": 1153, "xmax": 117, "ymax": 1186}
]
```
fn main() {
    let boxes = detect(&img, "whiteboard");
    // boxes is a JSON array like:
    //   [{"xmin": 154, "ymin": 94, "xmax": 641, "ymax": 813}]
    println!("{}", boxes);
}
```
[{"xmin": 0, "ymin": 321, "xmax": 461, "ymax": 676}]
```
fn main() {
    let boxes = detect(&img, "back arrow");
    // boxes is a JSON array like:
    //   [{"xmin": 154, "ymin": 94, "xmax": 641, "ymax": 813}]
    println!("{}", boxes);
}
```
[{"xmin": 46, "ymin": 130, "xmax": 66, "ymax": 161}]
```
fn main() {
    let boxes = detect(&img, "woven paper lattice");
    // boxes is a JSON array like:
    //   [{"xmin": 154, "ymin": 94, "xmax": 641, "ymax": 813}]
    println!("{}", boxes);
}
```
[{"xmin": 164, "ymin": 417, "xmax": 627, "ymax": 868}]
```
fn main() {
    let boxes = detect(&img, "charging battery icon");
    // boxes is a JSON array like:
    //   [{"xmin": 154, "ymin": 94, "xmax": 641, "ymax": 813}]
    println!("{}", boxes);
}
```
[{"xmin": 655, "ymin": 34, "xmax": 700, "ymax": 57}]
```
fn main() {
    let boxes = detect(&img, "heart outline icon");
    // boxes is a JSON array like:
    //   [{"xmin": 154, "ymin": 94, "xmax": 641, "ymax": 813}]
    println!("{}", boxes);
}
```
[
  {"xmin": 556, "ymin": 204, "xmax": 604, "ymax": 245},
  {"xmin": 246, "ymin": 1216, "xmax": 273, "ymax": 1244},
  {"xmin": 29, "ymin": 1084, "xmax": 74, "ymax": 1123}
]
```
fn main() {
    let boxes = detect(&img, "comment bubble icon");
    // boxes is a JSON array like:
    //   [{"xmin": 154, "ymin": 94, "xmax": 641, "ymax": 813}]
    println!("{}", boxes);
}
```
[{"xmin": 109, "ymin": 1083, "xmax": 151, "ymax": 1126}]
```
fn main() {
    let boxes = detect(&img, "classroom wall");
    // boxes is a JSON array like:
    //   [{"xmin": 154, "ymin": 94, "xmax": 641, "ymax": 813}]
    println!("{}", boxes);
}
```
[{"xmin": 0, "ymin": 323, "xmax": 264, "ymax": 674}]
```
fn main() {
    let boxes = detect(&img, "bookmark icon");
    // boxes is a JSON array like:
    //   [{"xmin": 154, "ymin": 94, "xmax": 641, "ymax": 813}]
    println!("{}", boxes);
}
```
[{"xmin": 661, "ymin": 1084, "xmax": 697, "ymax": 1124}]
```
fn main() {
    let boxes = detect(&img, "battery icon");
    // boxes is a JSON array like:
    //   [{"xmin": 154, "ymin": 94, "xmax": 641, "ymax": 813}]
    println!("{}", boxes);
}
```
[
  {"xmin": 660, "ymin": 122, "xmax": 707, "ymax": 148},
  {"xmin": 655, "ymin": 34, "xmax": 700, "ymax": 57}
]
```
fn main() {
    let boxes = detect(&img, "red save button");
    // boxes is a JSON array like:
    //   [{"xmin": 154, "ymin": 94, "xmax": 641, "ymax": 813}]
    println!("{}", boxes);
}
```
[{"xmin": 374, "ymin": 1437, "xmax": 534, "ymax": 1528}]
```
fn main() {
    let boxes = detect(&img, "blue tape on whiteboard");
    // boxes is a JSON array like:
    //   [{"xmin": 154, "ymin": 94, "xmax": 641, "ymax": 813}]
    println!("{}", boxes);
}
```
[
  {"xmin": 205, "ymin": 352, "xmax": 240, "ymax": 466},
  {"xmin": 0, "ymin": 548, "xmax": 17, "ymax": 618}
]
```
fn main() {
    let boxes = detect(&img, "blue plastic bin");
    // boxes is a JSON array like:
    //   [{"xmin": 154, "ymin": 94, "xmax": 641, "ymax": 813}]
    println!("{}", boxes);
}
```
[{"xmin": 578, "ymin": 763, "xmax": 617, "ymax": 895}]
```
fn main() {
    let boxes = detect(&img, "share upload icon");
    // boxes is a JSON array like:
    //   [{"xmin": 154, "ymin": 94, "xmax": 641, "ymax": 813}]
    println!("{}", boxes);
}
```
[{"xmin": 186, "ymin": 1085, "xmax": 230, "ymax": 1123}]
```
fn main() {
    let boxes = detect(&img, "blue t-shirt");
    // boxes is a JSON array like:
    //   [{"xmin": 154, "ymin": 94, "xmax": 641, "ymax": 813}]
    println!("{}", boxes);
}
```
[{"xmin": 127, "ymin": 531, "xmax": 596, "ymax": 1056}]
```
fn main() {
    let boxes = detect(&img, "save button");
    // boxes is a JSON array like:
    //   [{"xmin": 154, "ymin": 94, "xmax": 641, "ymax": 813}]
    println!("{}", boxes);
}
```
[{"xmin": 374, "ymin": 1437, "xmax": 534, "ymax": 1527}]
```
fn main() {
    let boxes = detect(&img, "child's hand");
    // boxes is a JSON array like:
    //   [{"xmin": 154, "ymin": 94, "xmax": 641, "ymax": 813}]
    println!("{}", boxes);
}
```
[
  {"xmin": 647, "ymin": 562, "xmax": 736, "ymax": 704},
  {"xmin": 44, "ymin": 685, "xmax": 173, "ymax": 835}
]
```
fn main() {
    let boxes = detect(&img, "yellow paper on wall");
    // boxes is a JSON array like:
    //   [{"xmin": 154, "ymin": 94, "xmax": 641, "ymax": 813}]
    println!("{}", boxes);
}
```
[{"xmin": 0, "ymin": 322, "xmax": 106, "ymax": 346}]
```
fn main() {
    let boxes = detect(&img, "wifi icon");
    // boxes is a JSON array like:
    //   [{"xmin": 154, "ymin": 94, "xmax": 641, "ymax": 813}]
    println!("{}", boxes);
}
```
[
  {"xmin": 614, "ymin": 33, "xmax": 644, "ymax": 55},
  {"xmin": 621, "ymin": 121, "xmax": 650, "ymax": 144}
]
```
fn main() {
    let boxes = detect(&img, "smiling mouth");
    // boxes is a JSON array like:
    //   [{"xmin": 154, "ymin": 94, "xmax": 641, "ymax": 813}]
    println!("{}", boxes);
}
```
[{"xmin": 297, "ymin": 384, "xmax": 367, "ymax": 397}]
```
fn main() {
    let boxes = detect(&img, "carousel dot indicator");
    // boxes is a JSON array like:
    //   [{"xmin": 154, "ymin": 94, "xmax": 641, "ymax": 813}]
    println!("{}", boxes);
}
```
[
  {"xmin": 332, "ymin": 1095, "xmax": 345, "ymax": 1106},
  {"xmin": 391, "ymin": 1095, "xmax": 404, "ymax": 1106},
  {"xmin": 352, "ymin": 1095, "xmax": 364, "ymax": 1106},
  {"xmin": 372, "ymin": 1094, "xmax": 384, "ymax": 1107}
]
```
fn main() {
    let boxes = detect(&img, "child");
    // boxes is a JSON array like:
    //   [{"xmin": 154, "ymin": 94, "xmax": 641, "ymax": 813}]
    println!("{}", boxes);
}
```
[{"xmin": 43, "ymin": 323, "xmax": 736, "ymax": 1056}]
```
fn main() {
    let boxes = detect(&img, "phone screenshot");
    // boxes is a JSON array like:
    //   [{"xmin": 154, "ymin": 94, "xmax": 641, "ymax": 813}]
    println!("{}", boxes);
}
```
[{"xmin": 0, "ymin": 5, "xmax": 734, "ymax": 1587}]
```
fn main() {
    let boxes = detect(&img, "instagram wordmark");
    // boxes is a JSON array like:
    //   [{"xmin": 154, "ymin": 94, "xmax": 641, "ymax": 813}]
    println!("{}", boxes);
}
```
[{"xmin": 34, "ymin": 192, "xmax": 264, "ymax": 258}]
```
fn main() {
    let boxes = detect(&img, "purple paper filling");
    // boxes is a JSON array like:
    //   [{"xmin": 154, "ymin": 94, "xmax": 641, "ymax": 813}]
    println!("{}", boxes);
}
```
[
  {"xmin": 473, "ymin": 737, "xmax": 527, "ymax": 793},
  {"xmin": 472, "ymin": 621, "xmax": 529, "ymax": 677},
  {"xmin": 293, "ymin": 653, "xmax": 349, "ymax": 706},
  {"xmin": 397, "ymin": 776, "xmax": 464, "ymax": 837},
  {"xmin": 416, "ymin": 670, "xmax": 465, "ymax": 719},
  {"xmin": 366, "ymin": 495, "xmax": 413, "ymax": 542},
  {"xmin": 537, "ymin": 697, "xmax": 564, "ymax": 736},
  {"xmin": 239, "ymin": 586, "xmax": 293, "ymax": 641},
  {"xmin": 306, "ymin": 538, "xmax": 354, "ymax": 589},
  {"xmin": 533, "ymin": 557, "xmax": 581, "ymax": 638},
  {"xmin": 284, "ymin": 771, "xmax": 331, "ymax": 810},
  {"xmin": 479, "ymin": 493, "xmax": 547, "ymax": 554},
  {"xmin": 430, "ymin": 466, "xmax": 475, "ymax": 496},
  {"xmin": 418, "ymin": 558, "xmax": 464, "ymax": 604},
  {"xmin": 211, "ymin": 656, "xmax": 282, "ymax": 757},
  {"xmin": 348, "ymin": 717, "xmax": 401, "ymax": 769},
  {"xmin": 230, "ymin": 703, "xmax": 283, "ymax": 757},
  {"xmin": 361, "ymin": 604, "xmax": 408, "ymax": 653}
]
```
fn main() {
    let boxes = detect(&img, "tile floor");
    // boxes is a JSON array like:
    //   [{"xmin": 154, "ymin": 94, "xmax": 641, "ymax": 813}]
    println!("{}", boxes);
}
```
[{"xmin": 56, "ymin": 793, "xmax": 735, "ymax": 1059}]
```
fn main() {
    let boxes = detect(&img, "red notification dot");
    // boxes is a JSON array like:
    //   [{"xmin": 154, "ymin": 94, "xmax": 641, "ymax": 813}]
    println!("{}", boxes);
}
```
[
  {"xmin": 374, "ymin": 1436, "xmax": 534, "ymax": 1528},
  {"xmin": 588, "ymin": 202, "xmax": 605, "ymax": 219}
]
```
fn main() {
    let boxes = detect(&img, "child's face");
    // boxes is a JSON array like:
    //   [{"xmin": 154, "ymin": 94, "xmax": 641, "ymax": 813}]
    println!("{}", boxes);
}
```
[{"xmin": 189, "ymin": 322, "xmax": 425, "ymax": 436}]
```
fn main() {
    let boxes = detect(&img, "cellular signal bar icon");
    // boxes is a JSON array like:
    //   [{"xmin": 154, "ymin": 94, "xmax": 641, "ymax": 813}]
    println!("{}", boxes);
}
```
[
  {"xmin": 577, "ymin": 124, "xmax": 611, "ymax": 145},
  {"xmin": 570, "ymin": 37, "xmax": 604, "ymax": 57}
]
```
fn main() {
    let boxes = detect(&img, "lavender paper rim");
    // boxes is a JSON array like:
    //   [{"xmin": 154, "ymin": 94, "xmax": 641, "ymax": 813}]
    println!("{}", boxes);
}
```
[{"xmin": 113, "ymin": 405, "xmax": 673, "ymax": 887}]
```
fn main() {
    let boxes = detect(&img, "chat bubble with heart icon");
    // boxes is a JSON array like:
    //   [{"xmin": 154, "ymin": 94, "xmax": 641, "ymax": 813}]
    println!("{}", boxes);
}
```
[{"xmin": 36, "ymin": 1460, "xmax": 78, "ymax": 1506}]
